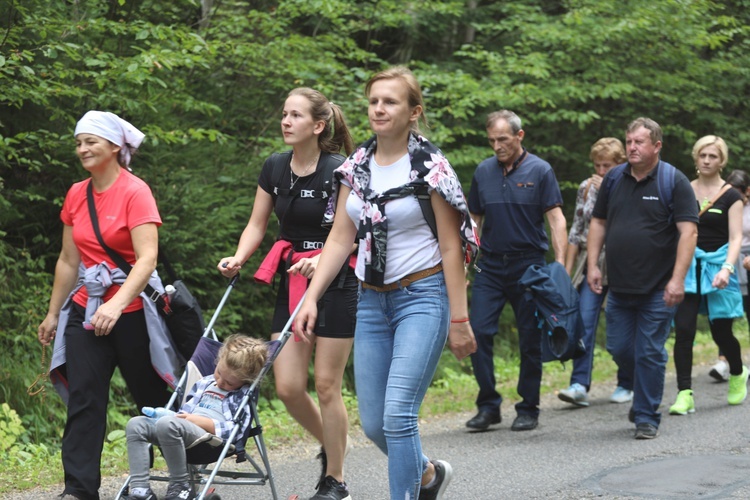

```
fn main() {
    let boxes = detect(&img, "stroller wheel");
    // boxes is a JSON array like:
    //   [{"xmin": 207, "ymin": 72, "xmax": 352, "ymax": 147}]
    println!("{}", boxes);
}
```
[{"xmin": 205, "ymin": 493, "xmax": 222, "ymax": 500}]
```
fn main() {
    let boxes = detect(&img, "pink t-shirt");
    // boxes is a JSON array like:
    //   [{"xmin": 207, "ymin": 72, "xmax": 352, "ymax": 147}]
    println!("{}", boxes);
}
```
[{"xmin": 61, "ymin": 169, "xmax": 162, "ymax": 312}]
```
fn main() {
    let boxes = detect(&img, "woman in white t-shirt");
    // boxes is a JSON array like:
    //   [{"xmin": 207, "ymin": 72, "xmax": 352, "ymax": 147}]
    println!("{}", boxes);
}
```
[{"xmin": 295, "ymin": 66, "xmax": 477, "ymax": 500}]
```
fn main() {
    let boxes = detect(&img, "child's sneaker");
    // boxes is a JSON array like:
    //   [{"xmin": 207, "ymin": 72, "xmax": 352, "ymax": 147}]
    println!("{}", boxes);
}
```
[
  {"xmin": 419, "ymin": 460, "xmax": 453, "ymax": 500},
  {"xmin": 165, "ymin": 483, "xmax": 195, "ymax": 500},
  {"xmin": 123, "ymin": 487, "xmax": 158, "ymax": 500},
  {"xmin": 309, "ymin": 475, "xmax": 351, "ymax": 500}
]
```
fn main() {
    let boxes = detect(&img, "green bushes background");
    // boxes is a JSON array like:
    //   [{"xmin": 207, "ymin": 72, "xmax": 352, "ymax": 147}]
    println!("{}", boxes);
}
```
[{"xmin": 3, "ymin": 0, "xmax": 750, "ymax": 455}]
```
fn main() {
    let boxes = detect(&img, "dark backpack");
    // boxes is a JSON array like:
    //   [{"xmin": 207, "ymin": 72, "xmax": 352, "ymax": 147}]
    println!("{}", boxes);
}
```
[
  {"xmin": 415, "ymin": 182, "xmax": 437, "ymax": 238},
  {"xmin": 602, "ymin": 160, "xmax": 677, "ymax": 222},
  {"xmin": 269, "ymin": 151, "xmax": 344, "ymax": 202},
  {"xmin": 267, "ymin": 151, "xmax": 344, "ymax": 232}
]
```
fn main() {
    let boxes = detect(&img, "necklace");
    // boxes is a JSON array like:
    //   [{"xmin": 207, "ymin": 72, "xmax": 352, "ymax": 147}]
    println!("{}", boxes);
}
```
[
  {"xmin": 696, "ymin": 180, "xmax": 724, "ymax": 200},
  {"xmin": 289, "ymin": 152, "xmax": 320, "ymax": 189}
]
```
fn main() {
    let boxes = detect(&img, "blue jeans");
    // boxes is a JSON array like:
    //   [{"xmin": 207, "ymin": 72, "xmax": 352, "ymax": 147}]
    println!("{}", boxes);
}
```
[
  {"xmin": 570, "ymin": 283, "xmax": 633, "ymax": 391},
  {"xmin": 605, "ymin": 290, "xmax": 676, "ymax": 427},
  {"xmin": 469, "ymin": 252, "xmax": 545, "ymax": 417},
  {"xmin": 354, "ymin": 273, "xmax": 449, "ymax": 500}
]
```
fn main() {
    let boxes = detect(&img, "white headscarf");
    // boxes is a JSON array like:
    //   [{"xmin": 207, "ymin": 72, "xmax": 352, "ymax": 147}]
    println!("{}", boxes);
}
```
[{"xmin": 74, "ymin": 111, "xmax": 145, "ymax": 168}]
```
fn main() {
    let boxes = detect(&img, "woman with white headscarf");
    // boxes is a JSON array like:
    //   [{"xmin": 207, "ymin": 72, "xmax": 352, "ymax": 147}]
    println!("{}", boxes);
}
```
[{"xmin": 38, "ymin": 111, "xmax": 179, "ymax": 500}]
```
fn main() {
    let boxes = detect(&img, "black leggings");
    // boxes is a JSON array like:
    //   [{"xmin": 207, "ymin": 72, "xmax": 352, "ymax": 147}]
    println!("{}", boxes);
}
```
[{"xmin": 673, "ymin": 292, "xmax": 743, "ymax": 391}]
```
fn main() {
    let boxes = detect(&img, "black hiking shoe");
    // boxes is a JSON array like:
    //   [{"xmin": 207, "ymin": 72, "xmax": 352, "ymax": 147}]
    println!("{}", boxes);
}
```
[
  {"xmin": 309, "ymin": 475, "xmax": 351, "ymax": 500},
  {"xmin": 419, "ymin": 460, "xmax": 453, "ymax": 500}
]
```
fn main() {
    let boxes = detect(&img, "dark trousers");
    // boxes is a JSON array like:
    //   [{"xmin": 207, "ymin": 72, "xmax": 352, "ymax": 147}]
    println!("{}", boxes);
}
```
[
  {"xmin": 62, "ymin": 303, "xmax": 171, "ymax": 500},
  {"xmin": 674, "ymin": 293, "xmax": 742, "ymax": 391},
  {"xmin": 469, "ymin": 252, "xmax": 545, "ymax": 417}
]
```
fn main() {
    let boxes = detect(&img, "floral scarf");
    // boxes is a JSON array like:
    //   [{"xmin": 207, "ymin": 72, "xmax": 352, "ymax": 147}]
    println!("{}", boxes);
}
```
[{"xmin": 324, "ymin": 133, "xmax": 478, "ymax": 286}]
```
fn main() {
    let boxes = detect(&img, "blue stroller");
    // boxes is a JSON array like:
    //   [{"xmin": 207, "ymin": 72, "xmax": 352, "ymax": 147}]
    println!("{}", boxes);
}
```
[{"xmin": 115, "ymin": 278, "xmax": 302, "ymax": 500}]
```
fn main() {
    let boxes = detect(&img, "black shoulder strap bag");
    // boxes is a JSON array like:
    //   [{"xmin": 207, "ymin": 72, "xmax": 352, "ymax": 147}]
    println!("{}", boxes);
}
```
[{"xmin": 86, "ymin": 182, "xmax": 205, "ymax": 361}]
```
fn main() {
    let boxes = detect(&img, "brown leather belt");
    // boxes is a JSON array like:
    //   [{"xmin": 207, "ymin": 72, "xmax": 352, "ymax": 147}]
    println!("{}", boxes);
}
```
[{"xmin": 360, "ymin": 263, "xmax": 443, "ymax": 292}]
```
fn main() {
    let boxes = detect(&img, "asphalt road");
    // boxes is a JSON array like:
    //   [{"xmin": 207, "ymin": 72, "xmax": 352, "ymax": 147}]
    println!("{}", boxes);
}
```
[{"xmin": 13, "ymin": 362, "xmax": 750, "ymax": 499}]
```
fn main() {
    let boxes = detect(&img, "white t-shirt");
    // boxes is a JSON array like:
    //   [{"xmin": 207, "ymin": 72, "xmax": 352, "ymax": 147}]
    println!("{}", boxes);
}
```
[{"xmin": 344, "ymin": 153, "xmax": 441, "ymax": 283}]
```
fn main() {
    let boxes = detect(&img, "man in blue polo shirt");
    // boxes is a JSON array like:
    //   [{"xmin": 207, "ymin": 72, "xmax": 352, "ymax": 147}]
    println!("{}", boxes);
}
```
[
  {"xmin": 588, "ymin": 117, "xmax": 698, "ymax": 439},
  {"xmin": 466, "ymin": 110, "xmax": 567, "ymax": 432}
]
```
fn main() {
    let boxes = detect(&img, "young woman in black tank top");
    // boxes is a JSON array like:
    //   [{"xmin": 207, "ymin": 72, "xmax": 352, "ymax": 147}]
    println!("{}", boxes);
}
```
[{"xmin": 218, "ymin": 88, "xmax": 356, "ymax": 500}]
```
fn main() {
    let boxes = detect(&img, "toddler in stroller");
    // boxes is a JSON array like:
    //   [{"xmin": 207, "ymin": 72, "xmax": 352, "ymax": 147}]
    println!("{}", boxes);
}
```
[{"xmin": 123, "ymin": 334, "xmax": 268, "ymax": 500}]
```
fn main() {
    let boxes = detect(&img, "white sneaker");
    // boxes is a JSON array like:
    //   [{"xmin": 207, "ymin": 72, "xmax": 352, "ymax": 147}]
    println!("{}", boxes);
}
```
[
  {"xmin": 610, "ymin": 386, "xmax": 634, "ymax": 404},
  {"xmin": 558, "ymin": 383, "xmax": 589, "ymax": 407},
  {"xmin": 709, "ymin": 359, "xmax": 730, "ymax": 382}
]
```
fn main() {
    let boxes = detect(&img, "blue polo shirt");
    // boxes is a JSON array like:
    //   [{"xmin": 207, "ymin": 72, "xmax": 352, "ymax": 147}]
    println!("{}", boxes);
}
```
[{"xmin": 468, "ymin": 151, "xmax": 563, "ymax": 254}]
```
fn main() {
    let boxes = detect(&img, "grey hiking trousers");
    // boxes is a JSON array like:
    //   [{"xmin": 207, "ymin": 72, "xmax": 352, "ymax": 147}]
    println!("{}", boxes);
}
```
[{"xmin": 126, "ymin": 415, "xmax": 208, "ymax": 488}]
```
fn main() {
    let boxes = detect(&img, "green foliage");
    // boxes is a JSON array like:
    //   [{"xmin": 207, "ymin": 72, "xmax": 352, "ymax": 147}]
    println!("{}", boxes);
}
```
[
  {"xmin": 0, "ymin": 402, "xmax": 61, "ymax": 493},
  {"xmin": 0, "ymin": 403, "xmax": 23, "ymax": 454},
  {"xmin": 0, "ymin": 241, "xmax": 68, "ymax": 444},
  {"xmin": 101, "ymin": 429, "xmax": 128, "ymax": 472},
  {"xmin": 4, "ymin": 0, "xmax": 750, "ymax": 464}
]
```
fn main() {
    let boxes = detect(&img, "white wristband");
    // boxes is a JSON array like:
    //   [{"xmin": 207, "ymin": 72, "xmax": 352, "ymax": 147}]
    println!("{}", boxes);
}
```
[{"xmin": 722, "ymin": 262, "xmax": 735, "ymax": 274}]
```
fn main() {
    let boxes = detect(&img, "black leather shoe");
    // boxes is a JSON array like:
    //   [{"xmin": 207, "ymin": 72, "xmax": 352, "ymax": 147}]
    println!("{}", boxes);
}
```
[
  {"xmin": 465, "ymin": 410, "xmax": 501, "ymax": 430},
  {"xmin": 511, "ymin": 414, "xmax": 538, "ymax": 431}
]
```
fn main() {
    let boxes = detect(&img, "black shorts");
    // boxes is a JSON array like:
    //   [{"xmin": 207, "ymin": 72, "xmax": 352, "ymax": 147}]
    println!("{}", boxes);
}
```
[{"xmin": 271, "ymin": 262, "xmax": 357, "ymax": 338}]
